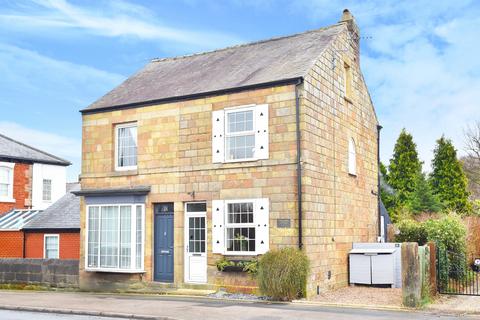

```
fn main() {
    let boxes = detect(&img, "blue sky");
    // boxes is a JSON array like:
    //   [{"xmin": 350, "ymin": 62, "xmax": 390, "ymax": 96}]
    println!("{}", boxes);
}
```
[{"xmin": 0, "ymin": 0, "xmax": 479, "ymax": 181}]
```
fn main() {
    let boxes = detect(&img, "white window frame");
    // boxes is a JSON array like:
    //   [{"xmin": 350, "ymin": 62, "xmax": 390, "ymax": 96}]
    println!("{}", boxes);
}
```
[
  {"xmin": 224, "ymin": 105, "xmax": 257, "ymax": 163},
  {"xmin": 44, "ymin": 234, "xmax": 59, "ymax": 259},
  {"xmin": 114, "ymin": 122, "xmax": 138, "ymax": 171},
  {"xmin": 42, "ymin": 179, "xmax": 52, "ymax": 202},
  {"xmin": 224, "ymin": 198, "xmax": 259, "ymax": 256},
  {"xmin": 348, "ymin": 138, "xmax": 357, "ymax": 176},
  {"xmin": 0, "ymin": 162, "xmax": 15, "ymax": 203},
  {"xmin": 85, "ymin": 203, "xmax": 145, "ymax": 273}
]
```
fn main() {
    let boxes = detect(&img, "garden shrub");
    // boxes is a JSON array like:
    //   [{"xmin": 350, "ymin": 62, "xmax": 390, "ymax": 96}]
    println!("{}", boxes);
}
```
[
  {"xmin": 395, "ymin": 213, "xmax": 467, "ymax": 285},
  {"xmin": 395, "ymin": 219, "xmax": 427, "ymax": 244},
  {"xmin": 257, "ymin": 248, "xmax": 309, "ymax": 301}
]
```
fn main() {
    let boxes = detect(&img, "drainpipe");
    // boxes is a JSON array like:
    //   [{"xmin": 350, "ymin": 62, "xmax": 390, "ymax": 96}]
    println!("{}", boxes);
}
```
[
  {"xmin": 377, "ymin": 124, "xmax": 383, "ymax": 240},
  {"xmin": 295, "ymin": 78, "xmax": 304, "ymax": 250}
]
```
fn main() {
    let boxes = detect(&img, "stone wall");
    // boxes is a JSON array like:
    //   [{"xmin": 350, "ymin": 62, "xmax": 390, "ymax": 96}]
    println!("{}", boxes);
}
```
[
  {"xmin": 80, "ymin": 84, "xmax": 300, "ymax": 292},
  {"xmin": 79, "ymin": 24, "xmax": 379, "ymax": 295},
  {"xmin": 0, "ymin": 259, "xmax": 79, "ymax": 288},
  {"xmin": 301, "ymin": 25, "xmax": 379, "ymax": 296}
]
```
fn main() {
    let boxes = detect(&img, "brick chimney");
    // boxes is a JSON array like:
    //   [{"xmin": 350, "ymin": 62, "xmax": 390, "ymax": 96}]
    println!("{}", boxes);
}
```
[{"xmin": 339, "ymin": 9, "xmax": 360, "ymax": 62}]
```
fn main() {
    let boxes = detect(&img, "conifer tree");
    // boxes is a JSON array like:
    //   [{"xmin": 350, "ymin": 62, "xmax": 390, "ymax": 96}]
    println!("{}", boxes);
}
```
[
  {"xmin": 430, "ymin": 136, "xmax": 471, "ymax": 213},
  {"xmin": 408, "ymin": 173, "xmax": 442, "ymax": 213},
  {"xmin": 387, "ymin": 129, "xmax": 423, "ymax": 205}
]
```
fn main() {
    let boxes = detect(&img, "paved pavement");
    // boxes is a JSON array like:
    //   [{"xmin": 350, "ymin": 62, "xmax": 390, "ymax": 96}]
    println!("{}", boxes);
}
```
[
  {"xmin": 0, "ymin": 290, "xmax": 477, "ymax": 320},
  {"xmin": 0, "ymin": 309, "xmax": 124, "ymax": 320}
]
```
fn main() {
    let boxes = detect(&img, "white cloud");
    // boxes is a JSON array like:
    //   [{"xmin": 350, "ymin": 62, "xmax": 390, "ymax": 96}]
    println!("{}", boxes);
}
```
[
  {"xmin": 293, "ymin": 0, "xmax": 480, "ymax": 171},
  {"xmin": 0, "ymin": 0, "xmax": 242, "ymax": 49},
  {"xmin": 0, "ymin": 43, "xmax": 125, "ymax": 108},
  {"xmin": 0, "ymin": 121, "xmax": 80, "ymax": 181}
]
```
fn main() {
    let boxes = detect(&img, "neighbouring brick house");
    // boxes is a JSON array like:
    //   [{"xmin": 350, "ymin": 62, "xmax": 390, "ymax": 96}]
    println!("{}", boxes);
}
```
[
  {"xmin": 0, "ymin": 133, "xmax": 70, "ymax": 214},
  {"xmin": 0, "ymin": 183, "xmax": 80, "ymax": 259},
  {"xmin": 76, "ymin": 10, "xmax": 380, "ymax": 297},
  {"xmin": 23, "ymin": 183, "xmax": 80, "ymax": 260}
]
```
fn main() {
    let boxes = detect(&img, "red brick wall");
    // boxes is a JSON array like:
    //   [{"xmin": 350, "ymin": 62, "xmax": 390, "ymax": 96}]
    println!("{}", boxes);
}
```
[
  {"xmin": 0, "ymin": 231, "xmax": 24, "ymax": 258},
  {"xmin": 25, "ymin": 232, "xmax": 80, "ymax": 259},
  {"xmin": 0, "ymin": 163, "xmax": 32, "ymax": 214}
]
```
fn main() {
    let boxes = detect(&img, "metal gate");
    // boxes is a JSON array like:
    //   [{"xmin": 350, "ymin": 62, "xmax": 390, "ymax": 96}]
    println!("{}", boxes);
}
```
[{"xmin": 437, "ymin": 248, "xmax": 480, "ymax": 295}]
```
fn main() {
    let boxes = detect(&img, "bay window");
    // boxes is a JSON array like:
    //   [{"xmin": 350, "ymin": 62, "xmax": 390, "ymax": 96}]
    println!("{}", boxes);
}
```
[{"xmin": 86, "ymin": 204, "xmax": 144, "ymax": 272}]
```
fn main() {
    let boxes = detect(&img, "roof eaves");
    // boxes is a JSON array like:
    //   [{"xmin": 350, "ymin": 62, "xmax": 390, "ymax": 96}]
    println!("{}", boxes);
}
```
[
  {"xmin": 80, "ymin": 77, "xmax": 304, "ymax": 115},
  {"xmin": 0, "ymin": 133, "xmax": 71, "ymax": 166}
]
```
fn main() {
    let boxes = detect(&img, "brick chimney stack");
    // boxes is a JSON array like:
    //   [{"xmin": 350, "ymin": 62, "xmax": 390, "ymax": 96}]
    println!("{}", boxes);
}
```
[{"xmin": 339, "ymin": 9, "xmax": 360, "ymax": 62}]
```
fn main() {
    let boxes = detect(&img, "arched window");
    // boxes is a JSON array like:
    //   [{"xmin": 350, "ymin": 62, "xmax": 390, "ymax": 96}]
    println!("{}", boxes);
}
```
[
  {"xmin": 348, "ymin": 138, "xmax": 356, "ymax": 176},
  {"xmin": 0, "ymin": 162, "xmax": 14, "ymax": 201}
]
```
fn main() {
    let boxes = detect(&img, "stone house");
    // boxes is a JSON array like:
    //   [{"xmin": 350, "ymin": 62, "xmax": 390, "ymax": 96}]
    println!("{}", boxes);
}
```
[{"xmin": 76, "ymin": 10, "xmax": 380, "ymax": 297}]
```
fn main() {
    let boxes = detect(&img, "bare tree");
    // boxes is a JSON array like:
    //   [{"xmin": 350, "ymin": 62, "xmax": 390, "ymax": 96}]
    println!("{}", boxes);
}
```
[{"xmin": 464, "ymin": 122, "xmax": 480, "ymax": 197}]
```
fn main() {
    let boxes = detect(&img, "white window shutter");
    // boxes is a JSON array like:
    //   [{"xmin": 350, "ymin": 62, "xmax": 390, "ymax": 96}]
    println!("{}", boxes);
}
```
[
  {"xmin": 255, "ymin": 198, "xmax": 269, "ymax": 254},
  {"xmin": 254, "ymin": 104, "xmax": 269, "ymax": 160},
  {"xmin": 212, "ymin": 110, "xmax": 225, "ymax": 163},
  {"xmin": 211, "ymin": 200, "xmax": 225, "ymax": 254}
]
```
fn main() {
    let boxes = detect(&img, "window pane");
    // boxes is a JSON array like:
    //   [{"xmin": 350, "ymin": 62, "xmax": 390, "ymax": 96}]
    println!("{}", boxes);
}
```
[
  {"xmin": 0, "ymin": 184, "xmax": 8, "ymax": 197},
  {"xmin": 100, "ymin": 206, "xmax": 119, "ymax": 268},
  {"xmin": 117, "ymin": 125, "xmax": 137, "ymax": 168},
  {"xmin": 0, "ymin": 167, "xmax": 9, "ymax": 183},
  {"xmin": 135, "ymin": 205, "xmax": 143, "ymax": 269},
  {"xmin": 226, "ymin": 135, "xmax": 255, "ymax": 160},
  {"xmin": 226, "ymin": 227, "xmax": 256, "ymax": 252},
  {"xmin": 186, "ymin": 203, "xmax": 206, "ymax": 212},
  {"xmin": 87, "ymin": 206, "xmax": 100, "ymax": 268},
  {"xmin": 227, "ymin": 110, "xmax": 253, "ymax": 133},
  {"xmin": 227, "ymin": 202, "xmax": 254, "ymax": 225},
  {"xmin": 42, "ymin": 179, "xmax": 52, "ymax": 201},
  {"xmin": 0, "ymin": 167, "xmax": 10, "ymax": 197},
  {"xmin": 119, "ymin": 206, "xmax": 131, "ymax": 269},
  {"xmin": 45, "ymin": 236, "xmax": 59, "ymax": 259}
]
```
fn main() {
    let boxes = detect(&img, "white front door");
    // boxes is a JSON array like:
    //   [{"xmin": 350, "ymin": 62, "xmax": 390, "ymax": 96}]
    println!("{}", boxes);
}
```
[{"xmin": 184, "ymin": 202, "xmax": 207, "ymax": 283}]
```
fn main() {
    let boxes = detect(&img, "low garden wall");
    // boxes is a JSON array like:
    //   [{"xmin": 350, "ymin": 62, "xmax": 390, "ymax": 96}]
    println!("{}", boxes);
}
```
[{"xmin": 0, "ymin": 258, "xmax": 79, "ymax": 288}]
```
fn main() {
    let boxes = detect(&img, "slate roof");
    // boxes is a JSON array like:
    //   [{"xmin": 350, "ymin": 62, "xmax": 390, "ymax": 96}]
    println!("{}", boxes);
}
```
[
  {"xmin": 23, "ymin": 183, "xmax": 80, "ymax": 230},
  {"xmin": 83, "ymin": 23, "xmax": 345, "ymax": 113},
  {"xmin": 0, "ymin": 133, "xmax": 71, "ymax": 166}
]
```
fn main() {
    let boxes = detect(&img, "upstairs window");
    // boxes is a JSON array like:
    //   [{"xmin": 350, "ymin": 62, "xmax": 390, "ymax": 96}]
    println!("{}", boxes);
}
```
[
  {"xmin": 348, "ymin": 138, "xmax": 357, "ymax": 176},
  {"xmin": 0, "ymin": 162, "xmax": 14, "ymax": 202},
  {"xmin": 42, "ymin": 179, "xmax": 52, "ymax": 201},
  {"xmin": 212, "ymin": 104, "xmax": 269, "ymax": 163},
  {"xmin": 226, "ymin": 109, "xmax": 255, "ymax": 161},
  {"xmin": 115, "ymin": 123, "xmax": 137, "ymax": 171},
  {"xmin": 44, "ymin": 234, "xmax": 59, "ymax": 259}
]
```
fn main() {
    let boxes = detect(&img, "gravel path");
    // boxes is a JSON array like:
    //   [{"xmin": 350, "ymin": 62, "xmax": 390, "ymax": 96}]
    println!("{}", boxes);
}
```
[{"xmin": 312, "ymin": 286, "xmax": 402, "ymax": 307}]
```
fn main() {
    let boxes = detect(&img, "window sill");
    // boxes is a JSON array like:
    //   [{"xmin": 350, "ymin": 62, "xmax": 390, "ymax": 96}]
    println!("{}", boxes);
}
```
[
  {"xmin": 111, "ymin": 169, "xmax": 138, "ymax": 177},
  {"xmin": 223, "ymin": 158, "xmax": 261, "ymax": 164},
  {"xmin": 348, "ymin": 173, "xmax": 357, "ymax": 178},
  {"xmin": 222, "ymin": 252, "xmax": 259, "ymax": 256},
  {"xmin": 85, "ymin": 268, "xmax": 145, "ymax": 274},
  {"xmin": 0, "ymin": 197, "xmax": 15, "ymax": 203}
]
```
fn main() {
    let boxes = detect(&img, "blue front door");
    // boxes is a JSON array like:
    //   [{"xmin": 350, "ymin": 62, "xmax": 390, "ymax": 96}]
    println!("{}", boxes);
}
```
[{"xmin": 154, "ymin": 203, "xmax": 174, "ymax": 282}]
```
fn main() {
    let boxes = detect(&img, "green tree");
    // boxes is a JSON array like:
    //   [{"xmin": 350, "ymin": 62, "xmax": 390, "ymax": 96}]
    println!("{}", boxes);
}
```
[
  {"xmin": 387, "ymin": 129, "xmax": 423, "ymax": 205},
  {"xmin": 408, "ymin": 173, "xmax": 442, "ymax": 213},
  {"xmin": 430, "ymin": 136, "xmax": 471, "ymax": 213}
]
